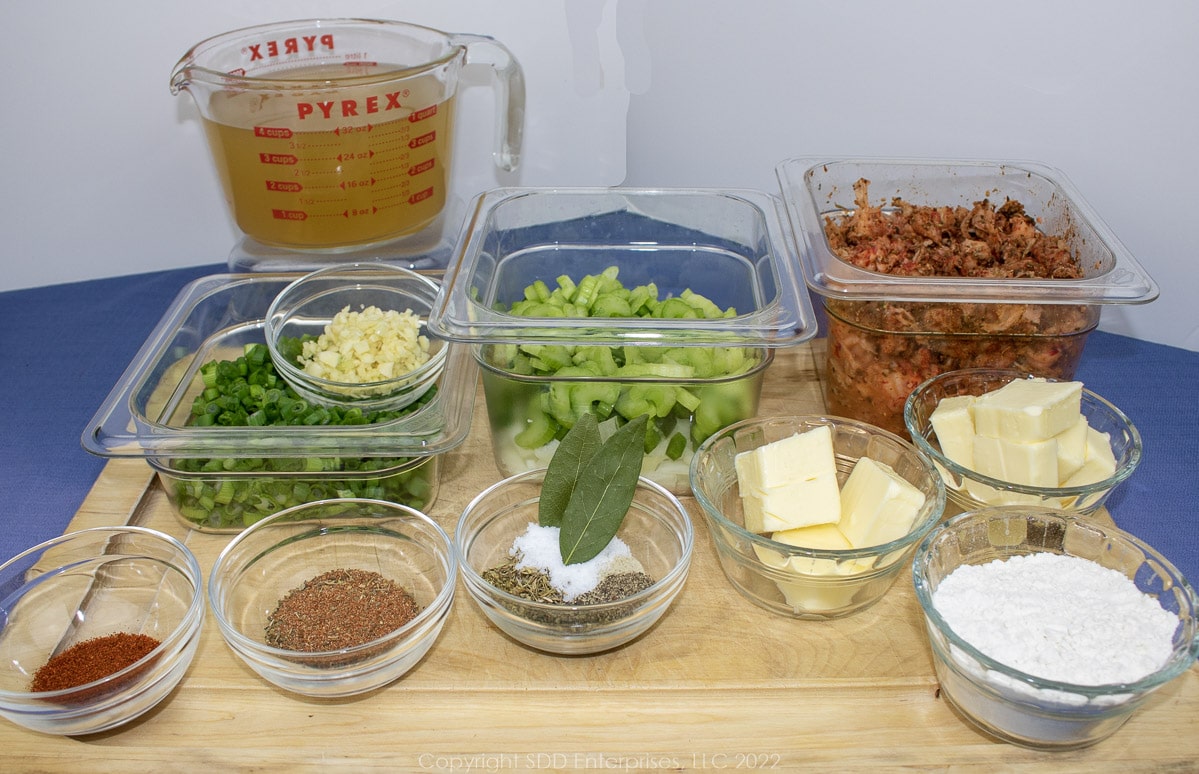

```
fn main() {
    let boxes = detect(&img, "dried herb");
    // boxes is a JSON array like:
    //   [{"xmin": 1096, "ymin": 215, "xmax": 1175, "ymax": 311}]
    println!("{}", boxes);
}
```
[
  {"xmin": 538, "ymin": 412, "xmax": 600, "ymax": 528},
  {"xmin": 558, "ymin": 414, "xmax": 648, "ymax": 565},
  {"xmin": 483, "ymin": 555, "xmax": 657, "ymax": 622},
  {"xmin": 482, "ymin": 558, "xmax": 565, "ymax": 604},
  {"xmin": 573, "ymin": 572, "xmax": 656, "ymax": 604}
]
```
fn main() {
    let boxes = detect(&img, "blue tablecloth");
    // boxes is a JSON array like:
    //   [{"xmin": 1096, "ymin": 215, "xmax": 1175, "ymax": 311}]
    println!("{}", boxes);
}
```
[{"xmin": 2, "ymin": 265, "xmax": 1196, "ymax": 584}]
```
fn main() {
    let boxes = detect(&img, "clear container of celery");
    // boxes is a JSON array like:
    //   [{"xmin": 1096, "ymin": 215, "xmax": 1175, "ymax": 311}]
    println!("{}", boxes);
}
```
[{"xmin": 429, "ymin": 188, "xmax": 817, "ymax": 493}]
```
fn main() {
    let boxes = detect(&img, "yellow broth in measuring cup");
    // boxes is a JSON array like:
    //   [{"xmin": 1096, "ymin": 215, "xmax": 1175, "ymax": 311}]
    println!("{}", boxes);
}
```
[{"xmin": 172, "ymin": 19, "xmax": 524, "ymax": 251}]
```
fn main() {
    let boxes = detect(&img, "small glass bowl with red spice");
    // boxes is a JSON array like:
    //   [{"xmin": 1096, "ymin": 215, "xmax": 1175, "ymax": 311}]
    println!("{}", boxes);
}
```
[
  {"xmin": 208, "ymin": 497, "xmax": 456, "ymax": 697},
  {"xmin": 0, "ymin": 526, "xmax": 205, "ymax": 735}
]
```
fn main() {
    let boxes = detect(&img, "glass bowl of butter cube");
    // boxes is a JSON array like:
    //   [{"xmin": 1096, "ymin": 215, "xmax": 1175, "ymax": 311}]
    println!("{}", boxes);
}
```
[
  {"xmin": 690, "ymin": 415, "xmax": 946, "ymax": 619},
  {"xmin": 903, "ymin": 368, "xmax": 1142, "ymax": 515}
]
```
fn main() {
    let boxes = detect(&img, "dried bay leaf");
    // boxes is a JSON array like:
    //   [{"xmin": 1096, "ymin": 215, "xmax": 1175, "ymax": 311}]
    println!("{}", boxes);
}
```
[
  {"xmin": 559, "ymin": 414, "xmax": 648, "ymax": 565},
  {"xmin": 538, "ymin": 412, "xmax": 600, "ymax": 527}
]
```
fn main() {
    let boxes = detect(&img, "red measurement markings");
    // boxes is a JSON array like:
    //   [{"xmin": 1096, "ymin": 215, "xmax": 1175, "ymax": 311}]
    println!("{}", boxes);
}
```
[
  {"xmin": 373, "ymin": 119, "xmax": 418, "ymax": 136},
  {"xmin": 408, "ymin": 105, "xmax": 438, "ymax": 123},
  {"xmin": 333, "ymin": 124, "xmax": 373, "ymax": 135},
  {"xmin": 408, "ymin": 158, "xmax": 435, "ymax": 176},
  {"xmin": 371, "ymin": 135, "xmax": 418, "ymax": 152},
  {"xmin": 366, "ymin": 177, "xmax": 418, "ymax": 201},
  {"xmin": 254, "ymin": 126, "xmax": 293, "ymax": 139},
  {"xmin": 271, "ymin": 209, "xmax": 307, "ymax": 221},
  {"xmin": 408, "ymin": 187, "xmax": 434, "ymax": 204},
  {"xmin": 265, "ymin": 180, "xmax": 302, "ymax": 193},
  {"xmin": 408, "ymin": 131, "xmax": 436, "ymax": 149},
  {"xmin": 308, "ymin": 207, "xmax": 380, "ymax": 220},
  {"xmin": 259, "ymin": 153, "xmax": 298, "ymax": 165}
]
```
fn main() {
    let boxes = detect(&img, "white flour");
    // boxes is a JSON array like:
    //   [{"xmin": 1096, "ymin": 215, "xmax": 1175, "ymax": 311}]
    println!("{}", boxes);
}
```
[{"xmin": 933, "ymin": 552, "xmax": 1179, "ymax": 686}]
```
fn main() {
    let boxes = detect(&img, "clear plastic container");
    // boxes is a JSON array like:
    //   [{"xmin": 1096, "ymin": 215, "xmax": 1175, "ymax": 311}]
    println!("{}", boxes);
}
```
[
  {"xmin": 428, "ymin": 187, "xmax": 817, "ymax": 493},
  {"xmin": 83, "ymin": 273, "xmax": 476, "ymax": 532},
  {"xmin": 776, "ymin": 158, "xmax": 1159, "ymax": 437}
]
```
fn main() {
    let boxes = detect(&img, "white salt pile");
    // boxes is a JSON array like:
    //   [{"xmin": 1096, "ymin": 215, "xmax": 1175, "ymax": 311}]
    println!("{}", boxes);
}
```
[{"xmin": 511, "ymin": 522, "xmax": 642, "ymax": 602}]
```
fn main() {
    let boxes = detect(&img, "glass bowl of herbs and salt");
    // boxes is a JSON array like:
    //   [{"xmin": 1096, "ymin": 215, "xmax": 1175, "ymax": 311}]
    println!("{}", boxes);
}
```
[
  {"xmin": 912, "ymin": 507, "xmax": 1198, "ymax": 750},
  {"xmin": 455, "ymin": 415, "xmax": 695, "ymax": 655},
  {"xmin": 208, "ymin": 498, "xmax": 456, "ymax": 697}
]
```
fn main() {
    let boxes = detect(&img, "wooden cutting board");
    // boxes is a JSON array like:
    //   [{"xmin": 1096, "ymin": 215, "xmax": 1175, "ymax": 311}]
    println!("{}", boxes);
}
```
[{"xmin": 3, "ymin": 342, "xmax": 1195, "ymax": 772}]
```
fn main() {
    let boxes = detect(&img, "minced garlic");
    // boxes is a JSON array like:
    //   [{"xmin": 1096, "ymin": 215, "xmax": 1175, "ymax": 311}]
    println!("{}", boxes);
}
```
[{"xmin": 298, "ymin": 305, "xmax": 431, "ymax": 386}]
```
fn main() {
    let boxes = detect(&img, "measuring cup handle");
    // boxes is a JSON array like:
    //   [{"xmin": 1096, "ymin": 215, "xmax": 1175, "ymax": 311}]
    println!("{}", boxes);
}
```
[{"xmin": 452, "ymin": 34, "xmax": 526, "ymax": 172}]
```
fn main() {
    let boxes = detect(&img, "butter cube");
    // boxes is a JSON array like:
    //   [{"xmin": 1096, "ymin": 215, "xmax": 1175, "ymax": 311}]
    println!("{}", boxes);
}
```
[
  {"xmin": 752, "ymin": 526, "xmax": 863, "ymax": 613},
  {"xmin": 1053, "ymin": 415, "xmax": 1090, "ymax": 480},
  {"xmin": 972, "ymin": 433, "xmax": 1059, "ymax": 488},
  {"xmin": 929, "ymin": 395, "xmax": 977, "ymax": 470},
  {"xmin": 772, "ymin": 576, "xmax": 860, "ymax": 613},
  {"xmin": 972, "ymin": 378, "xmax": 1083, "ymax": 442},
  {"xmin": 1062, "ymin": 427, "xmax": 1118, "ymax": 487},
  {"xmin": 734, "ymin": 426, "xmax": 841, "ymax": 533},
  {"xmin": 772, "ymin": 522, "xmax": 852, "ymax": 552},
  {"xmin": 838, "ymin": 457, "xmax": 927, "ymax": 548},
  {"xmin": 745, "ymin": 425, "xmax": 836, "ymax": 489},
  {"xmin": 963, "ymin": 477, "xmax": 1045, "ymax": 506}
]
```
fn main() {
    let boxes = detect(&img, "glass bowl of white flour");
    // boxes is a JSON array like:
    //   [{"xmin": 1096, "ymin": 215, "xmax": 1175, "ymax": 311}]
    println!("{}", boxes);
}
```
[{"xmin": 912, "ymin": 507, "xmax": 1197, "ymax": 749}]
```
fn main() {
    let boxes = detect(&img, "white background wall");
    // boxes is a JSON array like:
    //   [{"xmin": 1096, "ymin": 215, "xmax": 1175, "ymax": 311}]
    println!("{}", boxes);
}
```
[{"xmin": 4, "ymin": 0, "xmax": 1197, "ymax": 351}]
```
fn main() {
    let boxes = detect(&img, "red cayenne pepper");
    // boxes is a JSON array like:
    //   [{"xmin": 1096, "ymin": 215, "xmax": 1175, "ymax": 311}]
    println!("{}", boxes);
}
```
[{"xmin": 31, "ymin": 633, "xmax": 161, "ymax": 699}]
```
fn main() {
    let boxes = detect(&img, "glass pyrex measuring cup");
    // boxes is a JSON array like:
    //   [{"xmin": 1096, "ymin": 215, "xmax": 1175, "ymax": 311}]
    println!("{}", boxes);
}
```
[{"xmin": 171, "ymin": 18, "xmax": 525, "ymax": 251}]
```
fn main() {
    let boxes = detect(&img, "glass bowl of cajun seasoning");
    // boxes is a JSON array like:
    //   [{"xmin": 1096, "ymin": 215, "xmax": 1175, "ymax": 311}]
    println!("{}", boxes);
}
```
[
  {"xmin": 0, "ymin": 526, "xmax": 205, "ymax": 735},
  {"xmin": 775, "ymin": 157, "xmax": 1159, "ymax": 438},
  {"xmin": 455, "ymin": 468, "xmax": 694, "ymax": 655},
  {"xmin": 208, "ymin": 498, "xmax": 456, "ymax": 698}
]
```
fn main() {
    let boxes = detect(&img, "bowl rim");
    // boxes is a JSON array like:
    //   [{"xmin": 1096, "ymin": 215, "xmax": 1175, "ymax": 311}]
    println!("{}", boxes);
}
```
[
  {"xmin": 454, "ymin": 468, "xmax": 695, "ymax": 615},
  {"xmin": 264, "ymin": 262, "xmax": 447, "ymax": 394},
  {"xmin": 0, "ymin": 525, "xmax": 205, "ymax": 702},
  {"xmin": 775, "ymin": 156, "xmax": 1160, "ymax": 305},
  {"xmin": 207, "ymin": 497, "xmax": 458, "ymax": 661},
  {"xmin": 911, "ymin": 507, "xmax": 1199, "ymax": 698},
  {"xmin": 688, "ymin": 414, "xmax": 948, "ymax": 562},
  {"xmin": 428, "ymin": 186, "xmax": 819, "ymax": 349},
  {"xmin": 903, "ymin": 367, "xmax": 1144, "ymax": 498},
  {"xmin": 475, "ymin": 345, "xmax": 775, "ymax": 385}
]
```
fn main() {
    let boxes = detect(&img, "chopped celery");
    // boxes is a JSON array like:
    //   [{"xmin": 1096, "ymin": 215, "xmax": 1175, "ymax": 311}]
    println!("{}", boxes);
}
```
[
  {"xmin": 665, "ymin": 432, "xmax": 688, "ymax": 461},
  {"xmin": 492, "ymin": 266, "xmax": 762, "ymax": 469}
]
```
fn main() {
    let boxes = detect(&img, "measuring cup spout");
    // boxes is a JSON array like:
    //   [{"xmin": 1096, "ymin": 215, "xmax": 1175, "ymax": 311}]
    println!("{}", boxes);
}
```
[
  {"xmin": 452, "ymin": 34, "xmax": 526, "ymax": 172},
  {"xmin": 168, "ymin": 64, "xmax": 190, "ymax": 97}
]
